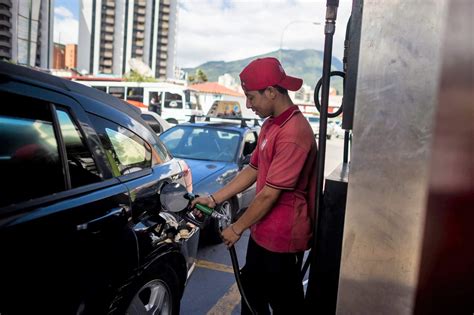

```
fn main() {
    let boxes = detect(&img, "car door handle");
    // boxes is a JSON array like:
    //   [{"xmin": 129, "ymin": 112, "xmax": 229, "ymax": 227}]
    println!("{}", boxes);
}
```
[{"xmin": 77, "ymin": 205, "xmax": 129, "ymax": 231}]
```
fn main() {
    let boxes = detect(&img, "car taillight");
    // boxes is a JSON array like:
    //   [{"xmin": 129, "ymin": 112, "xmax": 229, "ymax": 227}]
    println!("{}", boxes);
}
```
[{"xmin": 178, "ymin": 159, "xmax": 193, "ymax": 193}]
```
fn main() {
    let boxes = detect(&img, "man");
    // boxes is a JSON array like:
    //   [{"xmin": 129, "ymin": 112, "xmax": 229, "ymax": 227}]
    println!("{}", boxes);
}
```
[{"xmin": 191, "ymin": 57, "xmax": 317, "ymax": 314}]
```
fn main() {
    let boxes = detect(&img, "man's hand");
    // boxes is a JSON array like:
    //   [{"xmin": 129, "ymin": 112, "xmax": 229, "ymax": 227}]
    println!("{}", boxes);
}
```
[
  {"xmin": 221, "ymin": 224, "xmax": 242, "ymax": 248},
  {"xmin": 190, "ymin": 195, "xmax": 216, "ymax": 209},
  {"xmin": 220, "ymin": 185, "xmax": 281, "ymax": 248}
]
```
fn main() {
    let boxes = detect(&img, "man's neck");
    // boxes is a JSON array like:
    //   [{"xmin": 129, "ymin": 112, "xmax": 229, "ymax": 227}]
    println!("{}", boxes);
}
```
[{"xmin": 272, "ymin": 97, "xmax": 294, "ymax": 117}]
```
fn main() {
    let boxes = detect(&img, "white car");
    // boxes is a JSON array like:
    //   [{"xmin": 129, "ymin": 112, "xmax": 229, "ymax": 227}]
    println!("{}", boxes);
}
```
[
  {"xmin": 304, "ymin": 115, "xmax": 320, "ymax": 137},
  {"xmin": 140, "ymin": 110, "xmax": 171, "ymax": 135},
  {"xmin": 304, "ymin": 115, "xmax": 335, "ymax": 140},
  {"xmin": 329, "ymin": 120, "xmax": 345, "ymax": 138},
  {"xmin": 326, "ymin": 121, "xmax": 336, "ymax": 140}
]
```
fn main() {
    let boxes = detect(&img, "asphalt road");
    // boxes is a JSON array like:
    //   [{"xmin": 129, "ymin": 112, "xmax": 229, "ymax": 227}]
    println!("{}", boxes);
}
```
[{"xmin": 181, "ymin": 137, "xmax": 345, "ymax": 314}]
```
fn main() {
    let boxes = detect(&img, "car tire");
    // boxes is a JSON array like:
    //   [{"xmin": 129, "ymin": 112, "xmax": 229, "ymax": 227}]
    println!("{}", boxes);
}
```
[
  {"xmin": 327, "ymin": 134, "xmax": 332, "ymax": 140},
  {"xmin": 110, "ymin": 263, "xmax": 181, "ymax": 315},
  {"xmin": 207, "ymin": 198, "xmax": 237, "ymax": 244}
]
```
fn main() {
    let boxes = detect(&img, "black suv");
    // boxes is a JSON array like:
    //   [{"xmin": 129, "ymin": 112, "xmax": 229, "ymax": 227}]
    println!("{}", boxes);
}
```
[{"xmin": 0, "ymin": 62, "xmax": 199, "ymax": 314}]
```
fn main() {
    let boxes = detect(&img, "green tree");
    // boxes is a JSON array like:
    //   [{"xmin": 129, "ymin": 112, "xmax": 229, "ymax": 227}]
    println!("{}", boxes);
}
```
[
  {"xmin": 124, "ymin": 70, "xmax": 156, "ymax": 82},
  {"xmin": 187, "ymin": 69, "xmax": 208, "ymax": 84},
  {"xmin": 195, "ymin": 69, "xmax": 208, "ymax": 82}
]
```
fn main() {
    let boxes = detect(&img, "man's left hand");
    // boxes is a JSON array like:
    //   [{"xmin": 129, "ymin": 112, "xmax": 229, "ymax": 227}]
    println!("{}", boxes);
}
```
[{"xmin": 221, "ymin": 225, "xmax": 241, "ymax": 248}]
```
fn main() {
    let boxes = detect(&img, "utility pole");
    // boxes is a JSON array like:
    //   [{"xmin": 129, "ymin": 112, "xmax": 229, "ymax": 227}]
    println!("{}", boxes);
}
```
[{"xmin": 279, "ymin": 20, "xmax": 321, "ymax": 63}]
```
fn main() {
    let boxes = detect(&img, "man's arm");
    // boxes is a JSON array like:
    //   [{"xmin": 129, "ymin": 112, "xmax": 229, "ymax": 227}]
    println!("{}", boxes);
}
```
[
  {"xmin": 221, "ymin": 184, "xmax": 281, "ymax": 247},
  {"xmin": 190, "ymin": 166, "xmax": 257, "ymax": 208}
]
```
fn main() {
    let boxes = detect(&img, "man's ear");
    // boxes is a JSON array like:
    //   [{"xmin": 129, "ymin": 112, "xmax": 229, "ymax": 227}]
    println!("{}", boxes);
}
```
[{"xmin": 265, "ymin": 86, "xmax": 277, "ymax": 99}]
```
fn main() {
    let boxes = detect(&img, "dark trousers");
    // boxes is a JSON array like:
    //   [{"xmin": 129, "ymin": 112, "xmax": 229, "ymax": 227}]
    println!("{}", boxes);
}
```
[{"xmin": 240, "ymin": 237, "xmax": 304, "ymax": 314}]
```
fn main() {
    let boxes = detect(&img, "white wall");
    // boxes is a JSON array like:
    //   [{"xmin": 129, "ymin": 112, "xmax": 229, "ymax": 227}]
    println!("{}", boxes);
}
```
[
  {"xmin": 143, "ymin": 0, "xmax": 153, "ymax": 68},
  {"xmin": 40, "ymin": 0, "xmax": 54, "ymax": 69},
  {"xmin": 166, "ymin": 0, "xmax": 178, "ymax": 79},
  {"xmin": 122, "ymin": 0, "xmax": 134, "ymax": 74},
  {"xmin": 78, "ymin": 0, "xmax": 93, "ymax": 74}
]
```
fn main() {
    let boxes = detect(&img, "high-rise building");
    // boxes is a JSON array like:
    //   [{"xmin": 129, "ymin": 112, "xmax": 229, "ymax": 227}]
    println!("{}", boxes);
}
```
[
  {"xmin": 78, "ymin": 0, "xmax": 178, "ymax": 79},
  {"xmin": 0, "ymin": 0, "xmax": 54, "ymax": 68},
  {"xmin": 65, "ymin": 43, "xmax": 77, "ymax": 69},
  {"xmin": 53, "ymin": 42, "xmax": 65, "ymax": 69}
]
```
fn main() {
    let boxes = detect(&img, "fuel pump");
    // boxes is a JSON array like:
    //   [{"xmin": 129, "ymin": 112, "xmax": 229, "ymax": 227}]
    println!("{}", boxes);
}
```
[{"xmin": 303, "ymin": 0, "xmax": 360, "ymax": 312}]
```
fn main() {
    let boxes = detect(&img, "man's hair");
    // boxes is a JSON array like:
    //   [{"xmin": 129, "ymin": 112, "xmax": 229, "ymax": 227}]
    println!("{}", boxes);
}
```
[{"xmin": 258, "ymin": 85, "xmax": 288, "ymax": 95}]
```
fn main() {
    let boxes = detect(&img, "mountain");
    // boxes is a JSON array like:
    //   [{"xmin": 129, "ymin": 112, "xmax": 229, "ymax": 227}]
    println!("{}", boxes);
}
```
[{"xmin": 183, "ymin": 49, "xmax": 343, "ymax": 92}]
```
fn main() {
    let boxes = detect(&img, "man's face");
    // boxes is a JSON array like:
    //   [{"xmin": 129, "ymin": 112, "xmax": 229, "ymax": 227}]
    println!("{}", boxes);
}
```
[{"xmin": 245, "ymin": 89, "xmax": 273, "ymax": 118}]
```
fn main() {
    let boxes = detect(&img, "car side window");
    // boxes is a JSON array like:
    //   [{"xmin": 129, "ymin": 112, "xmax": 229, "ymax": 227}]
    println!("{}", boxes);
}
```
[
  {"xmin": 164, "ymin": 92, "xmax": 183, "ymax": 109},
  {"xmin": 243, "ymin": 132, "xmax": 257, "ymax": 156},
  {"xmin": 109, "ymin": 86, "xmax": 125, "ymax": 99},
  {"xmin": 149, "ymin": 91, "xmax": 163, "ymax": 115},
  {"xmin": 127, "ymin": 87, "xmax": 144, "ymax": 103},
  {"xmin": 88, "ymin": 114, "xmax": 152, "ymax": 176},
  {"xmin": 0, "ymin": 92, "xmax": 65, "ymax": 208},
  {"xmin": 56, "ymin": 109, "xmax": 102, "ymax": 188}
]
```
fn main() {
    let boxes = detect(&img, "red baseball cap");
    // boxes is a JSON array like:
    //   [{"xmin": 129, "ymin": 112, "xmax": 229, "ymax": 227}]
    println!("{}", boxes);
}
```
[{"xmin": 239, "ymin": 57, "xmax": 303, "ymax": 92}]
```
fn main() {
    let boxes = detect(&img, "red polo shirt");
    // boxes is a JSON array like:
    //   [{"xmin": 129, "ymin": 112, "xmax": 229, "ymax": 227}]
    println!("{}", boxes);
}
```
[{"xmin": 249, "ymin": 105, "xmax": 317, "ymax": 253}]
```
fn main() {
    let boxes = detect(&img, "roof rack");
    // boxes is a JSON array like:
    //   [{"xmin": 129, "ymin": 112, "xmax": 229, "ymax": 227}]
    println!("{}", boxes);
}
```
[{"xmin": 187, "ymin": 115, "xmax": 260, "ymax": 128}]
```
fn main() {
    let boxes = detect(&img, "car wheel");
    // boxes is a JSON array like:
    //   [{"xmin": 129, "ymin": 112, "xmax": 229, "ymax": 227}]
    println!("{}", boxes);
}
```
[
  {"xmin": 110, "ymin": 264, "xmax": 181, "ymax": 315},
  {"xmin": 326, "ymin": 134, "xmax": 332, "ymax": 140},
  {"xmin": 207, "ymin": 198, "xmax": 237, "ymax": 244}
]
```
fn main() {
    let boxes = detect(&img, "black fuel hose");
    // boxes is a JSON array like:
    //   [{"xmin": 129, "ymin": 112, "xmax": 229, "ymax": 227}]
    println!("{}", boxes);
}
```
[
  {"xmin": 314, "ymin": 70, "xmax": 345, "ymax": 118},
  {"xmin": 229, "ymin": 245, "xmax": 257, "ymax": 315}
]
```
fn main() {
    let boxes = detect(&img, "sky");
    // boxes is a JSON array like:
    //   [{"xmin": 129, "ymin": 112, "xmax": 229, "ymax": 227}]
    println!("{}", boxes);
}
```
[{"xmin": 54, "ymin": 0, "xmax": 352, "ymax": 68}]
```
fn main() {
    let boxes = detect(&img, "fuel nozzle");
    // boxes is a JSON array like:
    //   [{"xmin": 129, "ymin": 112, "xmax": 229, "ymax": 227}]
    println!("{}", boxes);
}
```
[{"xmin": 183, "ymin": 193, "xmax": 230, "ymax": 227}]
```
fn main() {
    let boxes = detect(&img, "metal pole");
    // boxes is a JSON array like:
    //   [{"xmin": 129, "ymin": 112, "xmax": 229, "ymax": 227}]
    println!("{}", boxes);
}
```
[
  {"xmin": 305, "ymin": 0, "xmax": 339, "ymax": 310},
  {"xmin": 279, "ymin": 21, "xmax": 321, "ymax": 62},
  {"xmin": 343, "ymin": 130, "xmax": 350, "ymax": 163}
]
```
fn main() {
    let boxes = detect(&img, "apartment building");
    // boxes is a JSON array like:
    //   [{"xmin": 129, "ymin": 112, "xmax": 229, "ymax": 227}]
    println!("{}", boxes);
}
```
[
  {"xmin": 65, "ymin": 43, "xmax": 77, "ymax": 69},
  {"xmin": 53, "ymin": 42, "xmax": 65, "ymax": 69},
  {"xmin": 0, "ymin": 0, "xmax": 54, "ymax": 68},
  {"xmin": 78, "ymin": 0, "xmax": 177, "ymax": 79}
]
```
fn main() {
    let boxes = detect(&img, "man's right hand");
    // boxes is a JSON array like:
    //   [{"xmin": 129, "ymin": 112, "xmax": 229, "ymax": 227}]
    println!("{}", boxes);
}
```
[{"xmin": 190, "ymin": 195, "xmax": 216, "ymax": 209}]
